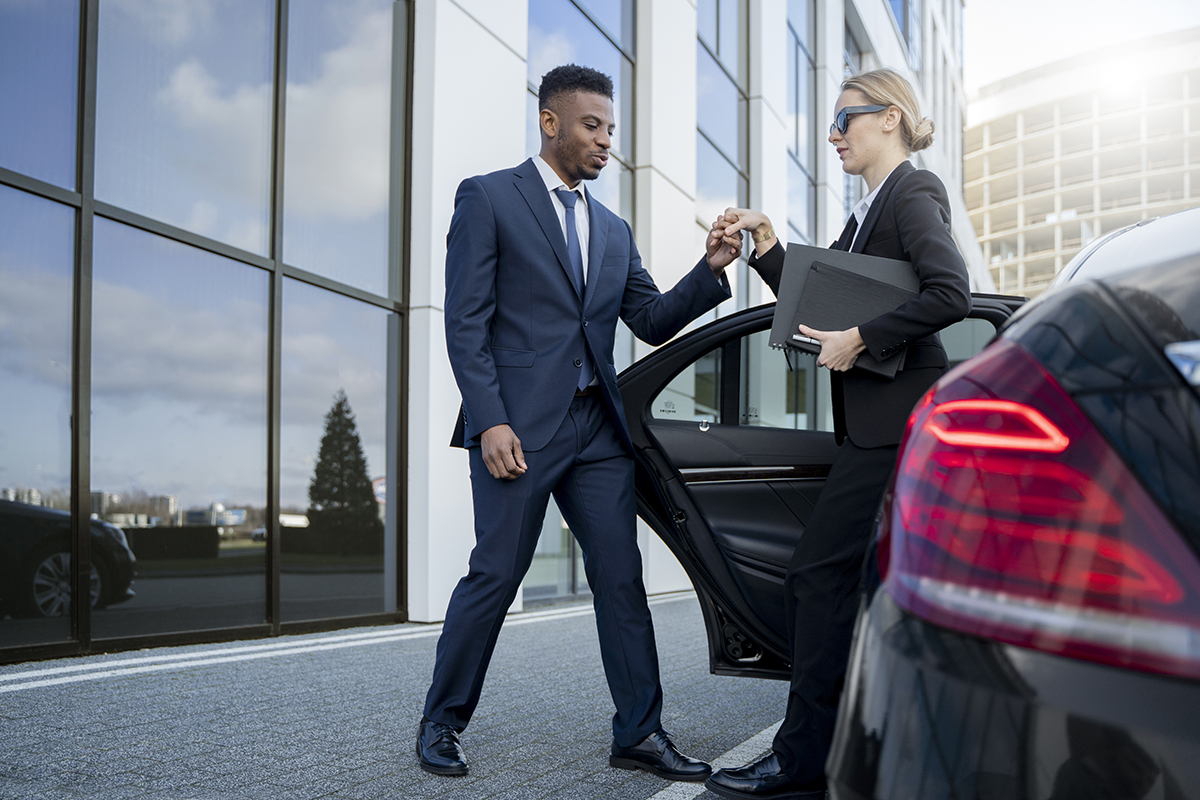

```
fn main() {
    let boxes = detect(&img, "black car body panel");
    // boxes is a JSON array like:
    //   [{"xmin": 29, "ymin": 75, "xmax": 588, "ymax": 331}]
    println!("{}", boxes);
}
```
[
  {"xmin": 827, "ymin": 207, "xmax": 1200, "ymax": 798},
  {"xmin": 829, "ymin": 592, "xmax": 1200, "ymax": 800}
]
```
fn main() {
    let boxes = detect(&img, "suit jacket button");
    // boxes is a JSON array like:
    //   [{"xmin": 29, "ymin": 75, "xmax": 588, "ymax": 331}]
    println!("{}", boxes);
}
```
[
  {"xmin": 583, "ymin": 320, "xmax": 588, "ymax": 327},
  {"xmin": 574, "ymin": 358, "xmax": 583, "ymax": 367}
]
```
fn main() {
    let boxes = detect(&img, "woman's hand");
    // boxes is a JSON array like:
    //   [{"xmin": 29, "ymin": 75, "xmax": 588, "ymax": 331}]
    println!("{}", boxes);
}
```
[
  {"xmin": 800, "ymin": 325, "xmax": 866, "ymax": 372},
  {"xmin": 713, "ymin": 208, "xmax": 777, "ymax": 257}
]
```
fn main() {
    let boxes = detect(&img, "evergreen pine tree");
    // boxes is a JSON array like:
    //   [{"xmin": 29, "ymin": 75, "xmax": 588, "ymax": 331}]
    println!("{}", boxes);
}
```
[{"xmin": 307, "ymin": 389, "xmax": 383, "ymax": 554}]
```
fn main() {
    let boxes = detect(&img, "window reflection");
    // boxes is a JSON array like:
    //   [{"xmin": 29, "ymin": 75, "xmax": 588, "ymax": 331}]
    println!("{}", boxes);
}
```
[
  {"xmin": 94, "ymin": 0, "xmax": 275, "ymax": 255},
  {"xmin": 788, "ymin": 156, "xmax": 814, "ymax": 245},
  {"xmin": 697, "ymin": 43, "xmax": 744, "ymax": 169},
  {"xmin": 652, "ymin": 349, "xmax": 722, "ymax": 422},
  {"xmin": 90, "ymin": 219, "xmax": 269, "ymax": 638},
  {"xmin": 0, "ymin": 186, "xmax": 75, "ymax": 646},
  {"xmin": 697, "ymin": 133, "xmax": 746, "ymax": 232},
  {"xmin": 528, "ymin": 0, "xmax": 633, "ymax": 161},
  {"xmin": 573, "ymin": 0, "xmax": 633, "ymax": 49},
  {"xmin": 281, "ymin": 280, "xmax": 390, "ymax": 621},
  {"xmin": 0, "ymin": 0, "xmax": 79, "ymax": 189},
  {"xmin": 283, "ymin": 0, "xmax": 394, "ymax": 296}
]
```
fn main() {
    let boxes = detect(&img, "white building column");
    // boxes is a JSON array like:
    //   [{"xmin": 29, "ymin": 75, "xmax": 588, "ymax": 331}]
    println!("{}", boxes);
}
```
[
  {"xmin": 630, "ymin": 0, "xmax": 700, "ymax": 595},
  {"xmin": 747, "ymin": 0, "xmax": 789, "ymax": 309},
  {"xmin": 406, "ymin": 0, "xmax": 528, "ymax": 622}
]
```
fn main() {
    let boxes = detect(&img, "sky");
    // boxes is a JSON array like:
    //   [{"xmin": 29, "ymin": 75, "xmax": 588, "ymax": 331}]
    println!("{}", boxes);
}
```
[{"xmin": 963, "ymin": 0, "xmax": 1200, "ymax": 93}]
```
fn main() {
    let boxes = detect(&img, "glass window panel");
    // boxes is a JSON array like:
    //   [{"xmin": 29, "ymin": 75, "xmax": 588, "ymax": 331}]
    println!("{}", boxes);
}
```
[
  {"xmin": 0, "ymin": 186, "xmax": 75, "ymax": 646},
  {"xmin": 799, "ymin": 57, "xmax": 814, "ymax": 169},
  {"xmin": 718, "ymin": 0, "xmax": 744, "ymax": 85},
  {"xmin": 788, "ymin": 155, "xmax": 814, "ymax": 244},
  {"xmin": 697, "ymin": 0, "xmax": 717, "ymax": 51},
  {"xmin": 528, "ymin": 0, "xmax": 632, "ymax": 160},
  {"xmin": 889, "ymin": 0, "xmax": 906, "ymax": 34},
  {"xmin": 89, "ymin": 219, "xmax": 269, "ymax": 639},
  {"xmin": 574, "ymin": 0, "xmax": 633, "ymax": 49},
  {"xmin": 787, "ymin": 38, "xmax": 798, "ymax": 156},
  {"xmin": 741, "ymin": 330, "xmax": 831, "ymax": 430},
  {"xmin": 527, "ymin": 90, "xmax": 541, "ymax": 157},
  {"xmin": 697, "ymin": 133, "xmax": 743, "ymax": 230},
  {"xmin": 650, "ymin": 348, "xmax": 722, "ymax": 422},
  {"xmin": 526, "ymin": 504, "xmax": 571, "ymax": 601},
  {"xmin": 283, "ymin": 0, "xmax": 394, "ymax": 297},
  {"xmin": 95, "ymin": 0, "xmax": 275, "ymax": 255},
  {"xmin": 788, "ymin": 0, "xmax": 814, "ymax": 54},
  {"xmin": 281, "ymin": 280, "xmax": 390, "ymax": 622},
  {"xmin": 0, "ymin": 0, "xmax": 79, "ymax": 189},
  {"xmin": 697, "ymin": 43, "xmax": 745, "ymax": 168}
]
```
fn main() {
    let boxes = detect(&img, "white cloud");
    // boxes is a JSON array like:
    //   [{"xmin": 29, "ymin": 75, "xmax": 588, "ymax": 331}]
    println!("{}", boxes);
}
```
[
  {"xmin": 282, "ymin": 8, "xmax": 393, "ymax": 221},
  {"xmin": 528, "ymin": 26, "xmax": 577, "ymax": 89},
  {"xmin": 107, "ymin": 0, "xmax": 214, "ymax": 45}
]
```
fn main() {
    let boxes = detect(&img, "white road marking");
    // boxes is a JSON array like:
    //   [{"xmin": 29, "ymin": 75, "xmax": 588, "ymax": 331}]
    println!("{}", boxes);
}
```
[
  {"xmin": 648, "ymin": 720, "xmax": 783, "ymax": 800},
  {"xmin": 0, "ymin": 591, "xmax": 695, "ymax": 694}
]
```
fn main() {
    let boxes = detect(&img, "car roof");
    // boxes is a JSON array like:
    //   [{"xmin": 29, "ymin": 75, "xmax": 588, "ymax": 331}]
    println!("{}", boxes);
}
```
[{"xmin": 1055, "ymin": 205, "xmax": 1200, "ymax": 286}]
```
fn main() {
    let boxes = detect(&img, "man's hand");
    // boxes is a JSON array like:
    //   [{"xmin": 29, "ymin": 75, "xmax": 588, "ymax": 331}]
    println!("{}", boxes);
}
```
[
  {"xmin": 800, "ymin": 325, "xmax": 865, "ymax": 372},
  {"xmin": 705, "ymin": 223, "xmax": 743, "ymax": 274},
  {"xmin": 481, "ymin": 424, "xmax": 527, "ymax": 480}
]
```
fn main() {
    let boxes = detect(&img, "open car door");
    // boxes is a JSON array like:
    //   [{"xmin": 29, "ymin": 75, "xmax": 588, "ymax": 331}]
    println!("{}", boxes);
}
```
[{"xmin": 617, "ymin": 294, "xmax": 1024, "ymax": 680}]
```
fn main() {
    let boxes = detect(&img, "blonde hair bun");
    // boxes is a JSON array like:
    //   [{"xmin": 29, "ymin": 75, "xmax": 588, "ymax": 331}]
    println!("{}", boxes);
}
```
[{"xmin": 911, "ymin": 117, "xmax": 935, "ymax": 152}]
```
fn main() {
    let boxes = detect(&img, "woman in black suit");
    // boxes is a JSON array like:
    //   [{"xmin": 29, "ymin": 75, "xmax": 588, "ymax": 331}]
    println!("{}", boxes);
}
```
[{"xmin": 705, "ymin": 69, "xmax": 972, "ymax": 800}]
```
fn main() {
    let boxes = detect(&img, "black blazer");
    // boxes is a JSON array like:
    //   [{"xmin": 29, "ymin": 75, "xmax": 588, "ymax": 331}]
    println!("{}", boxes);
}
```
[{"xmin": 751, "ymin": 161, "xmax": 971, "ymax": 448}]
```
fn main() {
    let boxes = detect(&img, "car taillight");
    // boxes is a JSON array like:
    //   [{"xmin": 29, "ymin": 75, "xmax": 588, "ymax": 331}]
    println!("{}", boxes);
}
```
[{"xmin": 882, "ymin": 338, "xmax": 1200, "ymax": 680}]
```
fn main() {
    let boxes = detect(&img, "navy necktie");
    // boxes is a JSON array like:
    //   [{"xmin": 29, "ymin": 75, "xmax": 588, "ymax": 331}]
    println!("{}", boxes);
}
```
[
  {"xmin": 554, "ymin": 188, "xmax": 586, "ymax": 296},
  {"xmin": 554, "ymin": 187, "xmax": 593, "ymax": 390}
]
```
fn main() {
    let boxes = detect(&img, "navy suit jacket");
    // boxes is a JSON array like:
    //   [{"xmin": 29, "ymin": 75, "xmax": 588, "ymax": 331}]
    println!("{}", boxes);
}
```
[
  {"xmin": 751, "ymin": 161, "xmax": 971, "ymax": 447},
  {"xmin": 446, "ymin": 158, "xmax": 731, "ymax": 453}
]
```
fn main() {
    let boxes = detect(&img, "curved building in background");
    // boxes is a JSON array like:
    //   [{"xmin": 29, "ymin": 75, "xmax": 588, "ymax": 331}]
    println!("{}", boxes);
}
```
[{"xmin": 966, "ymin": 27, "xmax": 1200, "ymax": 297}]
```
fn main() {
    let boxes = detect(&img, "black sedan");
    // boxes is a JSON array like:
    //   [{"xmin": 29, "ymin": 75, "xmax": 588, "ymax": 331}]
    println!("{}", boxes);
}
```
[
  {"xmin": 0, "ymin": 499, "xmax": 137, "ymax": 618},
  {"xmin": 618, "ymin": 205, "xmax": 1200, "ymax": 798}
]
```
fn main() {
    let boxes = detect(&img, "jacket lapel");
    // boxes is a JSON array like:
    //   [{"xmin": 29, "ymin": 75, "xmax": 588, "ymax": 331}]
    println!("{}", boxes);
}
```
[
  {"xmin": 851, "ymin": 160, "xmax": 913, "ymax": 253},
  {"xmin": 583, "ymin": 190, "xmax": 609, "ymax": 311},
  {"xmin": 512, "ymin": 159, "xmax": 579, "ymax": 297}
]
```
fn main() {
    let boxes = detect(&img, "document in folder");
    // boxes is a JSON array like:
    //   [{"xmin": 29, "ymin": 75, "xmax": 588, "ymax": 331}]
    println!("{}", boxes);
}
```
[{"xmin": 768, "ymin": 243, "xmax": 919, "ymax": 378}]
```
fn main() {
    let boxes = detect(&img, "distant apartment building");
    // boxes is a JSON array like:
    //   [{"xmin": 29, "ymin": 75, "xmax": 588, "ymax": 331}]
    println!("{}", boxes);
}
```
[{"xmin": 965, "ymin": 27, "xmax": 1200, "ymax": 297}]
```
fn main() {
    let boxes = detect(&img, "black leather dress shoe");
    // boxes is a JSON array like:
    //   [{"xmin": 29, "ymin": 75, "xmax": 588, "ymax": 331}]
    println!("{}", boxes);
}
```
[
  {"xmin": 609, "ymin": 728, "xmax": 712, "ymax": 782},
  {"xmin": 705, "ymin": 752, "xmax": 827, "ymax": 799},
  {"xmin": 415, "ymin": 718, "xmax": 468, "ymax": 776}
]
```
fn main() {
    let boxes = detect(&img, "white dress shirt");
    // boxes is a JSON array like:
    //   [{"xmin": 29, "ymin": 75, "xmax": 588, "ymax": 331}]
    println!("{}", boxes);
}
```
[
  {"xmin": 849, "ymin": 162, "xmax": 904, "ymax": 251},
  {"xmin": 533, "ymin": 155, "xmax": 591, "ymax": 283}
]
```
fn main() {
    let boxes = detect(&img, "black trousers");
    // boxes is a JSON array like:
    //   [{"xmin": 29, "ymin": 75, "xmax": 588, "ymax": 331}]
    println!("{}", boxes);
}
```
[
  {"xmin": 423, "ymin": 394, "xmax": 663, "ymax": 746},
  {"xmin": 772, "ymin": 439, "xmax": 898, "ymax": 784}
]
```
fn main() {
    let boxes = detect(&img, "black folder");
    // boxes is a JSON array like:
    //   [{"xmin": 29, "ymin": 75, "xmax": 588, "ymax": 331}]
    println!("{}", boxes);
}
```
[{"xmin": 768, "ymin": 244, "xmax": 920, "ymax": 378}]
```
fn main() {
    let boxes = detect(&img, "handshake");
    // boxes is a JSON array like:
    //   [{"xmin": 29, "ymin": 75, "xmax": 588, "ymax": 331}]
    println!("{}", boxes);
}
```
[{"xmin": 703, "ymin": 207, "xmax": 780, "ymax": 273}]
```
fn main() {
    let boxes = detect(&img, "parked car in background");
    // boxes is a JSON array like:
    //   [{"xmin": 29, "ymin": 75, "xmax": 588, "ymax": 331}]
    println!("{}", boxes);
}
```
[
  {"xmin": 619, "ymin": 205, "xmax": 1200, "ymax": 798},
  {"xmin": 0, "ymin": 499, "xmax": 137, "ymax": 618}
]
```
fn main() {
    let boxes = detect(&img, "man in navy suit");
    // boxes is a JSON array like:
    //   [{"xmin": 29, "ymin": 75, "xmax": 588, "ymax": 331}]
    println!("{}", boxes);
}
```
[{"xmin": 416, "ymin": 65, "xmax": 741, "ymax": 780}]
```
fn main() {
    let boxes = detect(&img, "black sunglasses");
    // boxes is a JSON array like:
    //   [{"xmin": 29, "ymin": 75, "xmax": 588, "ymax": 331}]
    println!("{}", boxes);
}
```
[{"xmin": 829, "ymin": 105, "xmax": 887, "ymax": 136}]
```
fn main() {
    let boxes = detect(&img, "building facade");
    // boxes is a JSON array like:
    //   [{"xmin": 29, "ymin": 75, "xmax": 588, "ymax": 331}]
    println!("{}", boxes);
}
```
[
  {"xmin": 966, "ymin": 27, "xmax": 1200, "ymax": 297},
  {"xmin": 0, "ymin": 0, "xmax": 984, "ymax": 662}
]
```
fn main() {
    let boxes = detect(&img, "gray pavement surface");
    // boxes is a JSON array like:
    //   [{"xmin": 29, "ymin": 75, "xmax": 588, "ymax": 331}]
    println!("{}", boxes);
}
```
[{"xmin": 0, "ymin": 592, "xmax": 786, "ymax": 799}]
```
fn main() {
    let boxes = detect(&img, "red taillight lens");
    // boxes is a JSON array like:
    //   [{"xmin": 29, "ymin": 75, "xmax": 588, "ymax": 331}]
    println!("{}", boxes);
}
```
[{"xmin": 884, "ymin": 339, "xmax": 1200, "ymax": 680}]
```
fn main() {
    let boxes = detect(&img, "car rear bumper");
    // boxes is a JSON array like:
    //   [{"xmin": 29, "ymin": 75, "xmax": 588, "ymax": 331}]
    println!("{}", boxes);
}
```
[{"xmin": 827, "ymin": 591, "xmax": 1200, "ymax": 799}]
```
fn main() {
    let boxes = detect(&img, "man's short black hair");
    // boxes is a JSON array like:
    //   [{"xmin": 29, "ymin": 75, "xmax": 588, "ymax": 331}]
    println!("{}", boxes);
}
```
[{"xmin": 537, "ymin": 64, "xmax": 613, "ymax": 112}]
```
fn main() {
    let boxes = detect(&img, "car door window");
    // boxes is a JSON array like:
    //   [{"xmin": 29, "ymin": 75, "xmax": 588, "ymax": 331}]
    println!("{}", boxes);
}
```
[
  {"xmin": 741, "ymin": 329, "xmax": 833, "ymax": 430},
  {"xmin": 940, "ymin": 317, "xmax": 997, "ymax": 367},
  {"xmin": 648, "ymin": 316, "xmax": 1002, "ymax": 429},
  {"xmin": 651, "ymin": 347, "xmax": 722, "ymax": 422}
]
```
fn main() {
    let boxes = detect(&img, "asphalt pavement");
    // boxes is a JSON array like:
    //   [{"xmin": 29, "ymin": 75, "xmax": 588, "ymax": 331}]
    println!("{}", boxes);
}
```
[{"xmin": 0, "ymin": 592, "xmax": 787, "ymax": 799}]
